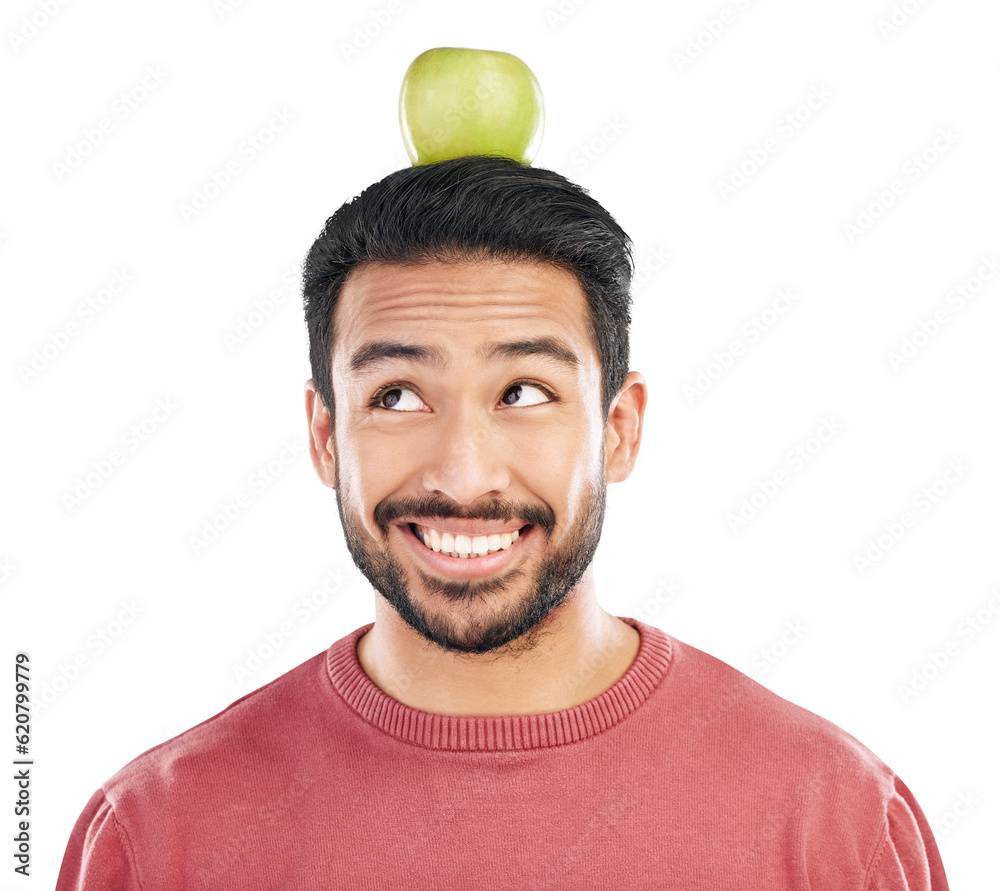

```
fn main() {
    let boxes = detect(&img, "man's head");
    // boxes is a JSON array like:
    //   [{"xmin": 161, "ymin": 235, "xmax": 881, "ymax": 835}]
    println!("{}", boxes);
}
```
[
  {"xmin": 302, "ymin": 157, "xmax": 646, "ymax": 658},
  {"xmin": 303, "ymin": 156, "xmax": 634, "ymax": 426}
]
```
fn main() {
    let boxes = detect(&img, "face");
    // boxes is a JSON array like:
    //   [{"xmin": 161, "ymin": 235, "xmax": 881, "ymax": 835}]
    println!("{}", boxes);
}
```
[{"xmin": 309, "ymin": 259, "xmax": 619, "ymax": 657}]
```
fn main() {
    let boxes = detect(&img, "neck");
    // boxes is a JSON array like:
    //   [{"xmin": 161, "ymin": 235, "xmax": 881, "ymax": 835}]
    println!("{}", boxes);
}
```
[{"xmin": 356, "ymin": 572, "xmax": 641, "ymax": 717}]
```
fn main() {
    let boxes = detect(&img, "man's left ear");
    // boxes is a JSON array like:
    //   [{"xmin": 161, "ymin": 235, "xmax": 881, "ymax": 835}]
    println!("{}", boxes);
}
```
[{"xmin": 605, "ymin": 371, "xmax": 647, "ymax": 484}]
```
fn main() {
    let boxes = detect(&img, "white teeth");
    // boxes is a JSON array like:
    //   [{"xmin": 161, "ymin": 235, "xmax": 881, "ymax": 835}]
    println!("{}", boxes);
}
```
[{"xmin": 414, "ymin": 524, "xmax": 526, "ymax": 558}]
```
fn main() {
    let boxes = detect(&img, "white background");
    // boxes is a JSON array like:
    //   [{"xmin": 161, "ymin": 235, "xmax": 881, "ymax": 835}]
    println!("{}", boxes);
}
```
[{"xmin": 2, "ymin": 0, "xmax": 997, "ymax": 887}]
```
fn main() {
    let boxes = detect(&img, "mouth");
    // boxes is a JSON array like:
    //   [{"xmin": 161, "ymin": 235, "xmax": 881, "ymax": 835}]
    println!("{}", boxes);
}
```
[{"xmin": 398, "ymin": 521, "xmax": 534, "ymax": 578}]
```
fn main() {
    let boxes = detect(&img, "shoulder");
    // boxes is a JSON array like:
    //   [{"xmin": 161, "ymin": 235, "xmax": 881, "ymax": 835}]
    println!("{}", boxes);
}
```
[
  {"xmin": 653, "ymin": 631, "xmax": 902, "ymax": 829},
  {"xmin": 100, "ymin": 647, "xmax": 332, "ymax": 805},
  {"xmin": 654, "ymin": 631, "xmax": 947, "ymax": 887},
  {"xmin": 664, "ymin": 632, "xmax": 894, "ymax": 782}
]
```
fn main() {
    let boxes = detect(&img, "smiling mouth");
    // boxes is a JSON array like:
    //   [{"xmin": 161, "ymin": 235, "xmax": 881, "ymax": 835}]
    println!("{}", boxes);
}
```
[{"xmin": 408, "ymin": 522, "xmax": 531, "ymax": 559}]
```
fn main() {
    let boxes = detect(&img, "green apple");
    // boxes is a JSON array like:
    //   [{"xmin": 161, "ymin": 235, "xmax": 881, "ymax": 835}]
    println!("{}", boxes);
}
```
[{"xmin": 399, "ymin": 47, "xmax": 544, "ymax": 166}]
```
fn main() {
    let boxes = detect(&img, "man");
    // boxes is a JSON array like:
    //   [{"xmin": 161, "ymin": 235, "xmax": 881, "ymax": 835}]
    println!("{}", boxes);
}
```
[{"xmin": 57, "ymin": 156, "xmax": 949, "ymax": 888}]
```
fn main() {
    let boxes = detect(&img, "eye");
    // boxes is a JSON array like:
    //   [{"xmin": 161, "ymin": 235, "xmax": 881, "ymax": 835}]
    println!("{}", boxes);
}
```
[
  {"xmin": 375, "ymin": 387, "xmax": 426, "ymax": 411},
  {"xmin": 370, "ymin": 382, "xmax": 554, "ymax": 412},
  {"xmin": 500, "ymin": 383, "xmax": 551, "ymax": 407}
]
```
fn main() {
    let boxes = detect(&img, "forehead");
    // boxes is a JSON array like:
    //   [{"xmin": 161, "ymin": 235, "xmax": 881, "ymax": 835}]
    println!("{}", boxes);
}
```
[{"xmin": 331, "ymin": 259, "xmax": 597, "ymax": 368}]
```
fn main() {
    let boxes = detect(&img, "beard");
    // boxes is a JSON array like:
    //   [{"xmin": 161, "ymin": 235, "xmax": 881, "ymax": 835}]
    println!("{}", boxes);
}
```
[{"xmin": 333, "ymin": 458, "xmax": 608, "ymax": 658}]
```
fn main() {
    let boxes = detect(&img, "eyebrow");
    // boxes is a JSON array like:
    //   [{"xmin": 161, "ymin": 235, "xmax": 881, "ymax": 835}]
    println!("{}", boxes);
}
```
[{"xmin": 348, "ymin": 336, "xmax": 581, "ymax": 375}]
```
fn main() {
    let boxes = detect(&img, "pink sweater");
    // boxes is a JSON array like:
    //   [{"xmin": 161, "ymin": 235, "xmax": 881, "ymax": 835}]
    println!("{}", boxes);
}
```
[{"xmin": 56, "ymin": 616, "xmax": 948, "ymax": 889}]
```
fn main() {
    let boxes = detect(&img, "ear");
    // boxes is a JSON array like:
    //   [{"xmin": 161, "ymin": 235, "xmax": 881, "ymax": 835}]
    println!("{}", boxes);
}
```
[
  {"xmin": 305, "ymin": 380, "xmax": 337, "ymax": 489},
  {"xmin": 605, "ymin": 371, "xmax": 647, "ymax": 484}
]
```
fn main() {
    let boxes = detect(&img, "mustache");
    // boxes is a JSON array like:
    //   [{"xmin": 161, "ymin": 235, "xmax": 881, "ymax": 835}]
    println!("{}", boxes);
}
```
[{"xmin": 374, "ymin": 495, "xmax": 555, "ymax": 538}]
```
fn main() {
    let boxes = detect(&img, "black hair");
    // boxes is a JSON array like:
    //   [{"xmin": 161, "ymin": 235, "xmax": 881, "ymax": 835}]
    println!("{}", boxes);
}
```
[{"xmin": 302, "ymin": 155, "xmax": 633, "ymax": 425}]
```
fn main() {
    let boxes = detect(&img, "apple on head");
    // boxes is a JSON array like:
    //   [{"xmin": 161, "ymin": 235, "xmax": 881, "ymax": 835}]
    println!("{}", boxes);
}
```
[{"xmin": 399, "ymin": 47, "xmax": 544, "ymax": 167}]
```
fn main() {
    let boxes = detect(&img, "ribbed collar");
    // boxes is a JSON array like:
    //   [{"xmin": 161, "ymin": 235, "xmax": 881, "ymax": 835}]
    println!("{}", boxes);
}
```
[{"xmin": 326, "ymin": 615, "xmax": 671, "ymax": 751}]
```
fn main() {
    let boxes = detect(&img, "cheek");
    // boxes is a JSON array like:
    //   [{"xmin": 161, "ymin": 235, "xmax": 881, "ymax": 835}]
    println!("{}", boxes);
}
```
[
  {"xmin": 511, "ymin": 416, "xmax": 602, "ymax": 513},
  {"xmin": 563, "ymin": 433, "xmax": 605, "ymax": 527},
  {"xmin": 337, "ymin": 430, "xmax": 413, "ymax": 523},
  {"xmin": 511, "ymin": 420, "xmax": 576, "ymax": 472}
]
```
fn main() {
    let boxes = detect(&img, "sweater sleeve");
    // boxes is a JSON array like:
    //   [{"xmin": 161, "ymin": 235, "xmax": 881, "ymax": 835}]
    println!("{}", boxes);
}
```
[
  {"xmin": 55, "ymin": 788, "xmax": 142, "ymax": 891},
  {"xmin": 865, "ymin": 777, "xmax": 949, "ymax": 891}
]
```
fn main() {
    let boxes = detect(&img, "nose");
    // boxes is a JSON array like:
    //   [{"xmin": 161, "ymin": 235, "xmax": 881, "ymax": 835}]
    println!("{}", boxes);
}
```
[{"xmin": 420, "ymin": 409, "xmax": 511, "ymax": 505}]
